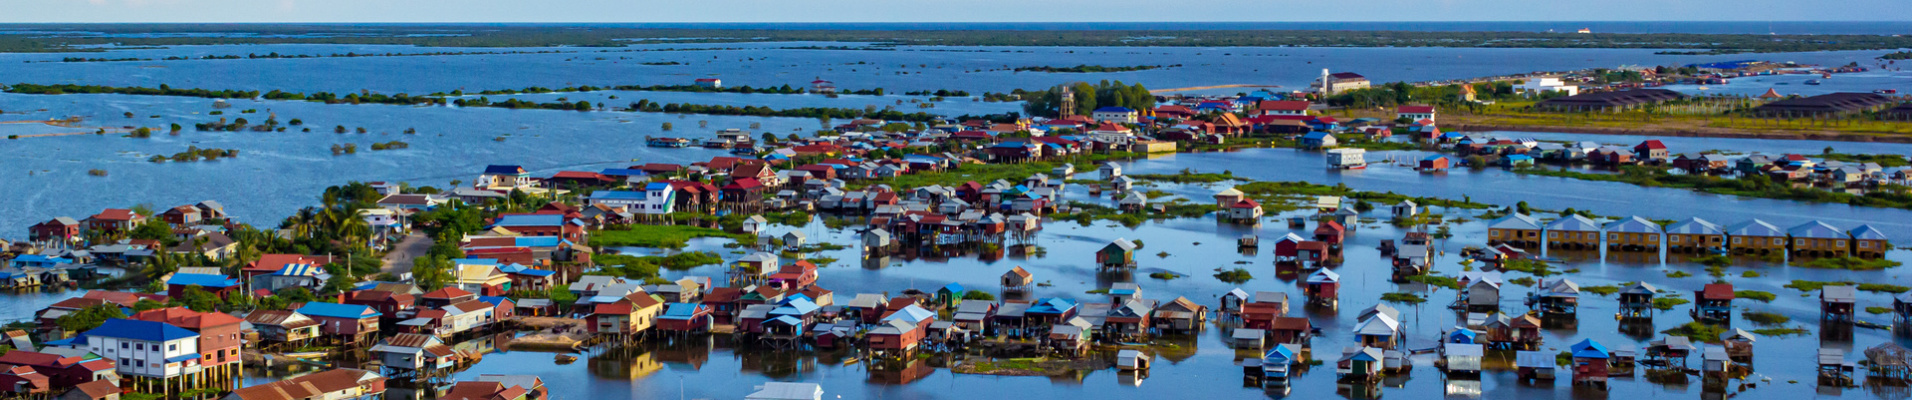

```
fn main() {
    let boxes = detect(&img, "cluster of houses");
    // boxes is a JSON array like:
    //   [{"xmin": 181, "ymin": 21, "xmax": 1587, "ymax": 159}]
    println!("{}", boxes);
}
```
[{"xmin": 1487, "ymin": 213, "xmax": 1889, "ymax": 258}]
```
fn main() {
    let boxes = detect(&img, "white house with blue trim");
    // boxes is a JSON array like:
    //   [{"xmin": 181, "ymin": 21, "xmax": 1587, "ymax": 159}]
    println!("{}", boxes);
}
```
[
  {"xmin": 79, "ymin": 319, "xmax": 202, "ymax": 379},
  {"xmin": 585, "ymin": 182, "xmax": 676, "ymax": 214},
  {"xmin": 1091, "ymin": 107, "xmax": 1138, "ymax": 124}
]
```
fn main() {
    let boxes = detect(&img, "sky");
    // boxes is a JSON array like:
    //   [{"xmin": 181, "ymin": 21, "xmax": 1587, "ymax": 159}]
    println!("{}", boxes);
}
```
[{"xmin": 5, "ymin": 0, "xmax": 1911, "ymax": 23}]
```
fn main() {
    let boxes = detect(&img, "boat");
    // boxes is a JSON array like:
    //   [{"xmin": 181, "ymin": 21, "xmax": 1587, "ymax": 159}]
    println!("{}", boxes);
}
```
[
  {"xmin": 1805, "ymin": 80, "xmax": 1822, "ymax": 86},
  {"xmin": 555, "ymin": 354, "xmax": 579, "ymax": 364},
  {"xmin": 645, "ymin": 136, "xmax": 693, "ymax": 148},
  {"xmin": 1876, "ymin": 89, "xmax": 1898, "ymax": 95}
]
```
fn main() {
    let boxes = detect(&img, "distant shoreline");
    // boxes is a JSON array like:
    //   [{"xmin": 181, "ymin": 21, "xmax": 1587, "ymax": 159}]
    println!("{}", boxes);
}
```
[{"xmin": 1, "ymin": 23, "xmax": 1909, "ymax": 54}]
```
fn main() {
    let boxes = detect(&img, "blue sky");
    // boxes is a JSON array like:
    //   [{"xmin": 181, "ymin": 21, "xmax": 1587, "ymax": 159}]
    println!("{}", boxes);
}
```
[{"xmin": 7, "ymin": 0, "xmax": 1910, "ymax": 23}]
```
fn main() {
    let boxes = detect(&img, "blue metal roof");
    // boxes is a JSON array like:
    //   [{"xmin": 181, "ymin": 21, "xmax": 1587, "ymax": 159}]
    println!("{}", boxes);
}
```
[
  {"xmin": 451, "ymin": 258, "xmax": 499, "ymax": 266},
  {"xmin": 644, "ymin": 182, "xmax": 673, "ymax": 191},
  {"xmin": 590, "ymin": 191, "xmax": 648, "ymax": 201},
  {"xmin": 297, "ymin": 302, "xmax": 381, "ymax": 319},
  {"xmin": 661, "ymin": 303, "xmax": 703, "ymax": 319},
  {"xmin": 490, "ymin": 214, "xmax": 563, "ymax": 227},
  {"xmin": 483, "ymin": 165, "xmax": 526, "ymax": 175},
  {"xmin": 82, "ymin": 319, "xmax": 198, "ymax": 342},
  {"xmin": 167, "ymin": 273, "xmax": 240, "ymax": 288},
  {"xmin": 272, "ymin": 264, "xmax": 322, "ymax": 277},
  {"xmin": 940, "ymin": 282, "xmax": 965, "ymax": 294},
  {"xmin": 477, "ymin": 296, "xmax": 512, "ymax": 307},
  {"xmin": 1094, "ymin": 107, "xmax": 1134, "ymax": 113},
  {"xmin": 600, "ymin": 168, "xmax": 647, "ymax": 177},
  {"xmin": 164, "ymin": 353, "xmax": 202, "ymax": 363},
  {"xmin": 1027, "ymin": 298, "xmax": 1076, "ymax": 314},
  {"xmin": 514, "ymin": 236, "xmax": 563, "ymax": 247},
  {"xmin": 1571, "ymin": 339, "xmax": 1610, "ymax": 359}
]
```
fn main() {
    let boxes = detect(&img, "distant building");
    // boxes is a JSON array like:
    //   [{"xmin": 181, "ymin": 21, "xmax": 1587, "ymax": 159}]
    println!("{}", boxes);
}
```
[
  {"xmin": 694, "ymin": 78, "xmax": 721, "ymax": 88},
  {"xmin": 1517, "ymin": 77, "xmax": 1579, "ymax": 96},
  {"xmin": 1090, "ymin": 107, "xmax": 1138, "ymax": 124},
  {"xmin": 810, "ymin": 79, "xmax": 837, "ymax": 94},
  {"xmin": 1312, "ymin": 70, "xmax": 1370, "ymax": 95}
]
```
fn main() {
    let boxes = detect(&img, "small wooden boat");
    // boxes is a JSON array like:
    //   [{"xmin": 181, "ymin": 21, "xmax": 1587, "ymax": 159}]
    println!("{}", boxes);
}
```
[{"xmin": 555, "ymin": 354, "xmax": 579, "ymax": 364}]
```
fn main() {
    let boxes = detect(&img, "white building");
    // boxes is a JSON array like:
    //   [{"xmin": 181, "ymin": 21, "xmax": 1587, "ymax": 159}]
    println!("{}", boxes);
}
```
[
  {"xmin": 81, "ymin": 319, "xmax": 202, "ymax": 379},
  {"xmin": 585, "ymin": 182, "xmax": 676, "ymax": 215},
  {"xmin": 1517, "ymin": 77, "xmax": 1579, "ymax": 96},
  {"xmin": 1327, "ymin": 148, "xmax": 1368, "ymax": 169},
  {"xmin": 1090, "ymin": 107, "xmax": 1139, "ymax": 124},
  {"xmin": 477, "ymin": 165, "xmax": 531, "ymax": 189}
]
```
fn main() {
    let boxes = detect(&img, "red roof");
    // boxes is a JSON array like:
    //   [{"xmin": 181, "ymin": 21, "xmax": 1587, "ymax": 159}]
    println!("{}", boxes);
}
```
[
  {"xmin": 423, "ymin": 287, "xmax": 475, "ymax": 300},
  {"xmin": 724, "ymin": 178, "xmax": 763, "ymax": 190},
  {"xmin": 90, "ymin": 208, "xmax": 139, "ymax": 221},
  {"xmin": 1701, "ymin": 283, "xmax": 1735, "ymax": 300},
  {"xmin": 1398, "ymin": 105, "xmax": 1435, "ymax": 114},
  {"xmin": 1637, "ymin": 140, "xmax": 1668, "ymax": 150},
  {"xmin": 133, "ymin": 306, "xmax": 242, "ymax": 329},
  {"xmin": 550, "ymin": 171, "xmax": 606, "ymax": 180},
  {"xmin": 1258, "ymin": 100, "xmax": 1311, "ymax": 112},
  {"xmin": 1231, "ymin": 198, "xmax": 1261, "ymax": 209}
]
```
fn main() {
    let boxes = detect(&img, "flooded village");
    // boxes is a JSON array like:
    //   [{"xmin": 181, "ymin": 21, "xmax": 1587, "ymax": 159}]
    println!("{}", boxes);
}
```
[{"xmin": 3, "ymin": 22, "xmax": 1912, "ymax": 400}]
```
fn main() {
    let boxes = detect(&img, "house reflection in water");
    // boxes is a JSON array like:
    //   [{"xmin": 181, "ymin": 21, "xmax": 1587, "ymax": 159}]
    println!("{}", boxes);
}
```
[
  {"xmin": 589, "ymin": 346, "xmax": 663, "ymax": 379},
  {"xmin": 868, "ymin": 359, "xmax": 935, "ymax": 385}
]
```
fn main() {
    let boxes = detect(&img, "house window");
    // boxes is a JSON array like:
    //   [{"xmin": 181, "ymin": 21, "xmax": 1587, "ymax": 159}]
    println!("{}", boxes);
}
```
[
  {"xmin": 1670, "ymin": 236, "xmax": 1681, "ymax": 243},
  {"xmin": 169, "ymin": 344, "xmax": 177, "ymax": 351},
  {"xmin": 1732, "ymin": 237, "xmax": 1741, "ymax": 244},
  {"xmin": 1837, "ymin": 240, "xmax": 1847, "ymax": 247},
  {"xmin": 135, "ymin": 343, "xmax": 143, "ymax": 351},
  {"xmin": 121, "ymin": 343, "xmax": 129, "ymax": 349},
  {"xmin": 1860, "ymin": 241, "xmax": 1871, "ymax": 248}
]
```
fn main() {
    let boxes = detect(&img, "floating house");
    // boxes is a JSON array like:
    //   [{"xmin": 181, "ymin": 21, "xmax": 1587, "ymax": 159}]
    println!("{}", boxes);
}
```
[
  {"xmin": 1305, "ymin": 270, "xmax": 1340, "ymax": 306},
  {"xmin": 1516, "ymin": 350, "xmax": 1556, "ymax": 382},
  {"xmin": 1443, "ymin": 343, "xmax": 1484, "ymax": 376},
  {"xmin": 1115, "ymin": 349, "xmax": 1151, "ymax": 371},
  {"xmin": 1001, "ymin": 266, "xmax": 1032, "ymax": 293},
  {"xmin": 1851, "ymin": 224, "xmax": 1890, "ymax": 258},
  {"xmin": 1336, "ymin": 347, "xmax": 1385, "ymax": 382},
  {"xmin": 1694, "ymin": 283, "xmax": 1735, "ymax": 323},
  {"xmin": 1261, "ymin": 344, "xmax": 1303, "ymax": 386},
  {"xmin": 1822, "ymin": 285, "xmax": 1857, "ymax": 322},
  {"xmin": 1529, "ymin": 278, "xmax": 1580, "ymax": 317},
  {"xmin": 1096, "ymin": 239, "xmax": 1137, "ymax": 270},
  {"xmin": 1617, "ymin": 283, "xmax": 1658, "ymax": 319},
  {"xmin": 1353, "ymin": 304, "xmax": 1402, "ymax": 349}
]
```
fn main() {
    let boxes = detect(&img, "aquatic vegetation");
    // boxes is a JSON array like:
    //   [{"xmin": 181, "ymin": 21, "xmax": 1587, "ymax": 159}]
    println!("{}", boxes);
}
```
[
  {"xmin": 1735, "ymin": 290, "xmax": 1776, "ymax": 303},
  {"xmin": 1666, "ymin": 270, "xmax": 1693, "ymax": 278},
  {"xmin": 1740, "ymin": 270, "xmax": 1762, "ymax": 278},
  {"xmin": 962, "ymin": 290, "xmax": 996, "ymax": 301},
  {"xmin": 1750, "ymin": 327, "xmax": 1810, "ymax": 337},
  {"xmin": 1128, "ymin": 171, "xmax": 1237, "ymax": 184},
  {"xmin": 1380, "ymin": 292, "xmax": 1426, "ymax": 304},
  {"xmin": 1742, "ymin": 311, "xmax": 1790, "ymax": 326},
  {"xmin": 86, "ymin": 169, "xmax": 107, "ymax": 177},
  {"xmin": 368, "ymin": 141, "xmax": 410, "ymax": 150},
  {"xmin": 1406, "ymin": 275, "xmax": 1460, "ymax": 289},
  {"xmin": 1516, "ymin": 166, "xmax": 1912, "ymax": 210},
  {"xmin": 1866, "ymin": 306, "xmax": 1893, "ymax": 315},
  {"xmin": 1581, "ymin": 285, "xmax": 1620, "ymax": 296},
  {"xmin": 1012, "ymin": 64, "xmax": 1175, "ymax": 73},
  {"xmin": 1652, "ymin": 297, "xmax": 1691, "ymax": 310},
  {"xmin": 590, "ymin": 225, "xmax": 742, "ymax": 248},
  {"xmin": 1792, "ymin": 257, "xmax": 1902, "ymax": 271},
  {"xmin": 1213, "ymin": 268, "xmax": 1253, "ymax": 284},
  {"xmin": 1662, "ymin": 322, "xmax": 1727, "ymax": 341},
  {"xmin": 1148, "ymin": 272, "xmax": 1182, "ymax": 280},
  {"xmin": 1507, "ymin": 277, "xmax": 1536, "ymax": 286},
  {"xmin": 1499, "ymin": 259, "xmax": 1554, "ymax": 276}
]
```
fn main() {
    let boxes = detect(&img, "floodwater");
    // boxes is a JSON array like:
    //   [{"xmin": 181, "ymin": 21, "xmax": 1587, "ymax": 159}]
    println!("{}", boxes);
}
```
[{"xmin": 7, "ymin": 42, "xmax": 1912, "ymax": 399}]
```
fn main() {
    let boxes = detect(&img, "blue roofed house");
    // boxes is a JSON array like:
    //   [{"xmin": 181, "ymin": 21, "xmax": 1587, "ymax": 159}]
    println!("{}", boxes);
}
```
[
  {"xmin": 934, "ymin": 283, "xmax": 966, "ymax": 309},
  {"xmin": 249, "ymin": 263, "xmax": 330, "ymax": 292},
  {"xmin": 165, "ymin": 273, "xmax": 242, "ymax": 299},
  {"xmin": 297, "ymin": 302, "xmax": 383, "ymax": 343},
  {"xmin": 1299, "ymin": 132, "xmax": 1337, "ymax": 149},
  {"xmin": 78, "ymin": 319, "xmax": 203, "ymax": 383},
  {"xmin": 585, "ymin": 182, "xmax": 676, "ymax": 215},
  {"xmin": 497, "ymin": 263, "xmax": 558, "ymax": 292},
  {"xmin": 477, "ymin": 165, "xmax": 531, "ymax": 189},
  {"xmin": 1091, "ymin": 107, "xmax": 1139, "ymax": 124}
]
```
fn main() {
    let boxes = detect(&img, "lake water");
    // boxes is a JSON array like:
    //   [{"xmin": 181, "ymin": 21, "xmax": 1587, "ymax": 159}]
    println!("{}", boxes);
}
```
[{"xmin": 7, "ymin": 41, "xmax": 1912, "ymax": 400}]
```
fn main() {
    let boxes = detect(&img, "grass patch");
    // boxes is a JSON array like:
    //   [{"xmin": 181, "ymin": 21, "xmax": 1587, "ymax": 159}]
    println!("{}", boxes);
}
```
[
  {"xmin": 1148, "ymin": 272, "xmax": 1183, "ymax": 280},
  {"xmin": 1513, "ymin": 165, "xmax": 1912, "ymax": 210},
  {"xmin": 1381, "ymin": 292, "xmax": 1427, "ymax": 304},
  {"xmin": 1499, "ymin": 259, "xmax": 1555, "ymax": 276},
  {"xmin": 1792, "ymin": 257, "xmax": 1902, "ymax": 271},
  {"xmin": 590, "ymin": 225, "xmax": 742, "ymax": 248},
  {"xmin": 1406, "ymin": 275, "xmax": 1460, "ymax": 289},
  {"xmin": 1666, "ymin": 270, "xmax": 1693, "ymax": 278},
  {"xmin": 1214, "ymin": 268, "xmax": 1253, "ymax": 284},
  {"xmin": 1582, "ymin": 285, "xmax": 1619, "ymax": 296},
  {"xmin": 1866, "ymin": 306, "xmax": 1893, "ymax": 315},
  {"xmin": 1860, "ymin": 283, "xmax": 1912, "ymax": 294},
  {"xmin": 1128, "ymin": 171, "xmax": 1238, "ymax": 184},
  {"xmin": 1750, "ymin": 327, "xmax": 1810, "ymax": 337},
  {"xmin": 1508, "ymin": 277, "xmax": 1536, "ymax": 286},
  {"xmin": 1742, "ymin": 311, "xmax": 1790, "ymax": 326},
  {"xmin": 1653, "ymin": 297, "xmax": 1691, "ymax": 310},
  {"xmin": 1740, "ymin": 270, "xmax": 1762, "ymax": 278},
  {"xmin": 1662, "ymin": 322, "xmax": 1728, "ymax": 341},
  {"xmin": 1735, "ymin": 290, "xmax": 1776, "ymax": 303}
]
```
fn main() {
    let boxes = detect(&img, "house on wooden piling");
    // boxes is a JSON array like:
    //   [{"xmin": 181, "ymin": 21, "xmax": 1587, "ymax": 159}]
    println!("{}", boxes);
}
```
[
  {"xmin": 1701, "ymin": 346, "xmax": 1732, "ymax": 384},
  {"xmin": 1603, "ymin": 216, "xmax": 1662, "ymax": 251},
  {"xmin": 1336, "ymin": 347, "xmax": 1384, "ymax": 382},
  {"xmin": 1866, "ymin": 343, "xmax": 1912, "ymax": 382},
  {"xmin": 1545, "ymin": 215, "xmax": 1601, "ymax": 249},
  {"xmin": 1725, "ymin": 219, "xmax": 1786, "ymax": 254},
  {"xmin": 1720, "ymin": 328, "xmax": 1755, "ymax": 364},
  {"xmin": 1262, "ymin": 344, "xmax": 1303, "ymax": 386},
  {"xmin": 1096, "ymin": 239, "xmax": 1137, "ymax": 270},
  {"xmin": 1617, "ymin": 283, "xmax": 1658, "ymax": 319},
  {"xmin": 1647, "ymin": 336, "xmax": 1696, "ymax": 369},
  {"xmin": 869, "ymin": 305, "xmax": 935, "ymax": 360},
  {"xmin": 1820, "ymin": 348, "xmax": 1856, "ymax": 386},
  {"xmin": 1116, "ymin": 349, "xmax": 1151, "ymax": 372},
  {"xmin": 1001, "ymin": 266, "xmax": 1033, "ymax": 293},
  {"xmin": 1269, "ymin": 317, "xmax": 1312, "ymax": 345},
  {"xmin": 1487, "ymin": 214, "xmax": 1543, "ymax": 247},
  {"xmin": 1694, "ymin": 283, "xmax": 1735, "ymax": 323},
  {"xmin": 656, "ymin": 303, "xmax": 714, "ymax": 334},
  {"xmin": 933, "ymin": 283, "xmax": 966, "ymax": 310},
  {"xmin": 1046, "ymin": 317, "xmax": 1093, "ymax": 357},
  {"xmin": 1570, "ymin": 339, "xmax": 1611, "ymax": 389},
  {"xmin": 1822, "ymin": 285, "xmax": 1857, "ymax": 321},
  {"xmin": 75, "ymin": 319, "xmax": 208, "ymax": 396},
  {"xmin": 1304, "ymin": 270, "xmax": 1340, "ymax": 306},
  {"xmin": 1220, "ymin": 288, "xmax": 1250, "ymax": 317},
  {"xmin": 1443, "ymin": 343, "xmax": 1484, "ymax": 376},
  {"xmin": 1898, "ymin": 293, "xmax": 1912, "ymax": 325},
  {"xmin": 1789, "ymin": 220, "xmax": 1850, "ymax": 257},
  {"xmin": 1314, "ymin": 221, "xmax": 1346, "ymax": 246},
  {"xmin": 1484, "ymin": 313, "xmax": 1543, "ymax": 350},
  {"xmin": 244, "ymin": 310, "xmax": 320, "ymax": 345},
  {"xmin": 1516, "ymin": 351, "xmax": 1556, "ymax": 382},
  {"xmin": 1353, "ymin": 304, "xmax": 1402, "ymax": 349},
  {"xmin": 1528, "ymin": 278, "xmax": 1581, "ymax": 316},
  {"xmin": 296, "ymin": 303, "xmax": 381, "ymax": 344},
  {"xmin": 1151, "ymin": 297, "xmax": 1208, "ymax": 333},
  {"xmin": 1665, "ymin": 217, "xmax": 1724, "ymax": 252},
  {"xmin": 1456, "ymin": 271, "xmax": 1502, "ymax": 312}
]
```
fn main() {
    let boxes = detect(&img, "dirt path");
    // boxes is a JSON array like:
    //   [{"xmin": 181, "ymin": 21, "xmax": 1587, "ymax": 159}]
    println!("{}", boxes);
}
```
[{"xmin": 380, "ymin": 233, "xmax": 434, "ymax": 274}]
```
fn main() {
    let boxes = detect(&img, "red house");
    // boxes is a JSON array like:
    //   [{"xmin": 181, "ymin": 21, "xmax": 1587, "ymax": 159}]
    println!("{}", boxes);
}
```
[
  {"xmin": 1314, "ymin": 220, "xmax": 1346, "ymax": 245},
  {"xmin": 345, "ymin": 290, "xmax": 417, "ymax": 320},
  {"xmin": 133, "ymin": 307, "xmax": 244, "ymax": 371},
  {"xmin": 27, "ymin": 217, "xmax": 81, "ymax": 243},
  {"xmin": 0, "ymin": 351, "xmax": 115, "ymax": 389},
  {"xmin": 84, "ymin": 209, "xmax": 144, "ymax": 233},
  {"xmin": 1633, "ymin": 140, "xmax": 1670, "ymax": 162}
]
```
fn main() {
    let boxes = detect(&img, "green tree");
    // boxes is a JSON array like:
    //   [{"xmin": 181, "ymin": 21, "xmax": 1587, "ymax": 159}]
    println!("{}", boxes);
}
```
[
  {"xmin": 179, "ymin": 285, "xmax": 219, "ymax": 312},
  {"xmin": 55, "ymin": 304, "xmax": 126, "ymax": 333}
]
